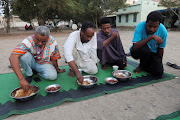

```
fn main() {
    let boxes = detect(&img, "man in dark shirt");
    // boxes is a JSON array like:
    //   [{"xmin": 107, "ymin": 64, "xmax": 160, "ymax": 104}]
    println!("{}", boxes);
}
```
[{"xmin": 97, "ymin": 17, "xmax": 126, "ymax": 70}]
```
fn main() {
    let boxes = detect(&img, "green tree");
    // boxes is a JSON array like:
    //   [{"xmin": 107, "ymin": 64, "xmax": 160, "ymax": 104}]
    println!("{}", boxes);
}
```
[
  {"xmin": 10, "ymin": 0, "xmax": 126, "ymax": 29},
  {"xmin": 160, "ymin": 0, "xmax": 180, "ymax": 20},
  {"xmin": 71, "ymin": 0, "xmax": 126, "ymax": 28},
  {"xmin": 81, "ymin": 0, "xmax": 103, "ymax": 27},
  {"xmin": 11, "ymin": 0, "xmax": 36, "ymax": 24},
  {"xmin": 11, "ymin": 0, "xmax": 79, "ymax": 26},
  {"xmin": 102, "ymin": 0, "xmax": 127, "ymax": 16}
]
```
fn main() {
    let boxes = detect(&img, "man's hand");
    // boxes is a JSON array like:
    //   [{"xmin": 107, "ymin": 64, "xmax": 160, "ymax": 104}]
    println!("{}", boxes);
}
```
[
  {"xmin": 152, "ymin": 35, "xmax": 163, "ymax": 44},
  {"xmin": 76, "ymin": 73, "xmax": 84, "ymax": 84},
  {"xmin": 123, "ymin": 60, "xmax": 127, "ymax": 67},
  {"xmin": 112, "ymin": 32, "xmax": 118, "ymax": 39},
  {"xmin": 58, "ymin": 69, "xmax": 66, "ymax": 73},
  {"xmin": 103, "ymin": 32, "xmax": 119, "ymax": 47},
  {"xmin": 19, "ymin": 78, "xmax": 30, "ymax": 92}
]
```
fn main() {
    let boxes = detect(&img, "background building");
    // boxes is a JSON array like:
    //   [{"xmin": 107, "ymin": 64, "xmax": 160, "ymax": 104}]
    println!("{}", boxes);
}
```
[{"xmin": 116, "ymin": 0, "xmax": 166, "ymax": 28}]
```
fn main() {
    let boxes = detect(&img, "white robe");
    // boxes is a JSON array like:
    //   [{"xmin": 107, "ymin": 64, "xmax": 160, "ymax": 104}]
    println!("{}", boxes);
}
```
[{"xmin": 63, "ymin": 30, "xmax": 98, "ymax": 74}]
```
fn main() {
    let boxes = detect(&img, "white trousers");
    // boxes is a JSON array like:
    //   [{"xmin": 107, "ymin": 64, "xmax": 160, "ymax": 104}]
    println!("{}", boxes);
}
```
[{"xmin": 72, "ymin": 48, "xmax": 98, "ymax": 74}]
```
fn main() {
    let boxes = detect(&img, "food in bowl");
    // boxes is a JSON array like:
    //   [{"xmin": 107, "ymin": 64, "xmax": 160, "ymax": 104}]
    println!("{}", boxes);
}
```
[
  {"xmin": 46, "ymin": 86, "xmax": 60, "ymax": 92},
  {"xmin": 112, "ymin": 70, "xmax": 132, "ymax": 81},
  {"xmin": 107, "ymin": 79, "xmax": 117, "ymax": 83},
  {"xmin": 15, "ymin": 88, "xmax": 35, "ymax": 97},
  {"xmin": 81, "ymin": 80, "xmax": 91, "ymax": 85},
  {"xmin": 77, "ymin": 75, "xmax": 98, "ymax": 88},
  {"xmin": 117, "ymin": 73, "xmax": 126, "ymax": 78},
  {"xmin": 78, "ymin": 79, "xmax": 93, "ymax": 85},
  {"xmin": 105, "ymin": 77, "xmax": 118, "ymax": 84},
  {"xmin": 45, "ymin": 84, "xmax": 61, "ymax": 93},
  {"xmin": 10, "ymin": 85, "xmax": 40, "ymax": 102}
]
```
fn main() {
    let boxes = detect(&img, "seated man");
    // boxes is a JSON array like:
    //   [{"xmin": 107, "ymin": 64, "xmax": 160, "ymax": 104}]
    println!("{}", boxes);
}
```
[
  {"xmin": 9, "ymin": 26, "xmax": 65, "ymax": 91},
  {"xmin": 130, "ymin": 11, "xmax": 167, "ymax": 77},
  {"xmin": 63, "ymin": 21, "xmax": 98, "ymax": 83},
  {"xmin": 97, "ymin": 17, "xmax": 126, "ymax": 70}
]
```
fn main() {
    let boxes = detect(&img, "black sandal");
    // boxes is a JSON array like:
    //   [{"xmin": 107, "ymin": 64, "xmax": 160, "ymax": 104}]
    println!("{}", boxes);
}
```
[{"xmin": 167, "ymin": 62, "xmax": 180, "ymax": 69}]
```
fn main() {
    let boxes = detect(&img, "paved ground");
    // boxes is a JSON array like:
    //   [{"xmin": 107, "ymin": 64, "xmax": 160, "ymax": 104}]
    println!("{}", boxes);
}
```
[{"xmin": 1, "ymin": 29, "xmax": 180, "ymax": 120}]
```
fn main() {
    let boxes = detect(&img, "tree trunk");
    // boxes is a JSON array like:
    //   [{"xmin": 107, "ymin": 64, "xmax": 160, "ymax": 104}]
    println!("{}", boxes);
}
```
[
  {"xmin": 6, "ymin": 16, "xmax": 10, "ymax": 33},
  {"xmin": 4, "ymin": 0, "xmax": 10, "ymax": 33},
  {"xmin": 37, "ymin": 18, "xmax": 45, "ymax": 26}
]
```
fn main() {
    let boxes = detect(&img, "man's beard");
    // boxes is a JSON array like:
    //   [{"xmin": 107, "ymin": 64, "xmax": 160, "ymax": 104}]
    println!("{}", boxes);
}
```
[
  {"xmin": 148, "ymin": 31, "xmax": 154, "ymax": 35},
  {"xmin": 83, "ymin": 40, "xmax": 89, "ymax": 43},
  {"xmin": 37, "ymin": 44, "xmax": 44, "ymax": 48},
  {"xmin": 81, "ymin": 37, "xmax": 89, "ymax": 43}
]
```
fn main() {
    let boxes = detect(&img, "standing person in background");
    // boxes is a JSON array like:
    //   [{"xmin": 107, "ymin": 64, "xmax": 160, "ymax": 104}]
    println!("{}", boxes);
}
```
[{"xmin": 97, "ymin": 17, "xmax": 126, "ymax": 70}]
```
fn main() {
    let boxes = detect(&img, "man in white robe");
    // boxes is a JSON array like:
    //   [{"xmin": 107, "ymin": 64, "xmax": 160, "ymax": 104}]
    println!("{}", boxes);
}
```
[{"xmin": 63, "ymin": 21, "xmax": 98, "ymax": 83}]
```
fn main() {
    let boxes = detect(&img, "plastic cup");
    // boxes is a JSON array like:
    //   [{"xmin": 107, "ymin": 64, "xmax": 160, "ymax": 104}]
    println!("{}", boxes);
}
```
[
  {"xmin": 113, "ymin": 65, "xmax": 119, "ymax": 71},
  {"xmin": 78, "ymin": 69, "xmax": 82, "ymax": 74}
]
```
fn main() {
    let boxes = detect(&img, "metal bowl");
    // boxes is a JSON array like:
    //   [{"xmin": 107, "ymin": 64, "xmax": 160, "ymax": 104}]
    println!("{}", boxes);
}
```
[
  {"xmin": 105, "ymin": 77, "xmax": 118, "ymax": 85},
  {"xmin": 112, "ymin": 70, "xmax": 132, "ymax": 81},
  {"xmin": 10, "ymin": 85, "xmax": 40, "ymax": 102},
  {"xmin": 45, "ymin": 84, "xmax": 61, "ymax": 93},
  {"xmin": 77, "ymin": 75, "xmax": 98, "ymax": 88}
]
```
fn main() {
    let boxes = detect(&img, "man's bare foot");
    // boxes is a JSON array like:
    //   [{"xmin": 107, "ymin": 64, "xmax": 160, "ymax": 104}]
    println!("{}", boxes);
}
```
[
  {"xmin": 68, "ymin": 69, "xmax": 75, "ymax": 77},
  {"xmin": 101, "ymin": 64, "xmax": 107, "ymax": 70},
  {"xmin": 133, "ymin": 66, "xmax": 142, "ymax": 74}
]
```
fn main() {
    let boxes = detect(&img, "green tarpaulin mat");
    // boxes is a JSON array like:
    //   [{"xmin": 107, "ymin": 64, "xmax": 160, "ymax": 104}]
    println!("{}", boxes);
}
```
[
  {"xmin": 0, "ymin": 59, "xmax": 177, "ymax": 119},
  {"xmin": 153, "ymin": 111, "xmax": 180, "ymax": 120}
]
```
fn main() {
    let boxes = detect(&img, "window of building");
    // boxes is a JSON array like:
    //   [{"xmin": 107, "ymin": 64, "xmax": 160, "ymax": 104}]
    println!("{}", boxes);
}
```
[
  {"xmin": 126, "ymin": 14, "xmax": 128, "ymax": 22},
  {"xmin": 133, "ymin": 13, "xmax": 137, "ymax": 22},
  {"xmin": 119, "ymin": 15, "xmax": 121, "ymax": 23}
]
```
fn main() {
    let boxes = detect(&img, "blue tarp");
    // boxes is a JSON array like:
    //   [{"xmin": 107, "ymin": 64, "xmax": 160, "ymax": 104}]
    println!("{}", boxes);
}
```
[{"xmin": 157, "ymin": 8, "xmax": 179, "ymax": 12}]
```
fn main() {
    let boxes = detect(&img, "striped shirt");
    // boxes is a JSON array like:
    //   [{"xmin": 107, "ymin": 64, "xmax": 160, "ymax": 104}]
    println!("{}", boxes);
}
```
[{"xmin": 12, "ymin": 35, "xmax": 61, "ymax": 64}]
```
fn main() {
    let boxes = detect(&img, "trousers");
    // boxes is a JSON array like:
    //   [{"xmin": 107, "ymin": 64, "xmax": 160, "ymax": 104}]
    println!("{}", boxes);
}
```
[
  {"xmin": 131, "ymin": 45, "xmax": 164, "ymax": 77},
  {"xmin": 19, "ymin": 52, "xmax": 57, "ymax": 80},
  {"xmin": 72, "ymin": 48, "xmax": 98, "ymax": 74}
]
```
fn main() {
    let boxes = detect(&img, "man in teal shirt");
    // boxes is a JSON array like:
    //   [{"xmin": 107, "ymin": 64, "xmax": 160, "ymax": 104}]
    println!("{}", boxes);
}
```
[{"xmin": 131, "ymin": 11, "xmax": 167, "ymax": 77}]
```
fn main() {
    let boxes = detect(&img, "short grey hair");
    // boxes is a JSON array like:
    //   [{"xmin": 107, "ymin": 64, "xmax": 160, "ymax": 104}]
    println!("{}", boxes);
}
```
[{"xmin": 35, "ymin": 26, "xmax": 50, "ymax": 36}]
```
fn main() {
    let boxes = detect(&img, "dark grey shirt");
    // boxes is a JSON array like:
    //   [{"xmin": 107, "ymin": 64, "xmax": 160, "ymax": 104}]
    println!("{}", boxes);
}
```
[{"xmin": 97, "ymin": 28, "xmax": 126, "ymax": 65}]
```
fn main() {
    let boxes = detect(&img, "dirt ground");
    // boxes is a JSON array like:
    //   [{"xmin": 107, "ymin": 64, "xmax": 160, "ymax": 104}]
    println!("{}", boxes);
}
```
[{"xmin": 1, "ymin": 29, "xmax": 180, "ymax": 120}]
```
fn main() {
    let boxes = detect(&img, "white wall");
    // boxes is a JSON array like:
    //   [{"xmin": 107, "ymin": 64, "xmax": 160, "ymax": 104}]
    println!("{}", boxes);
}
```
[
  {"xmin": 116, "ymin": 4, "xmax": 142, "ymax": 27},
  {"xmin": 140, "ymin": 1, "xmax": 166, "ymax": 22},
  {"xmin": 116, "ymin": 1, "xmax": 167, "ymax": 27}
]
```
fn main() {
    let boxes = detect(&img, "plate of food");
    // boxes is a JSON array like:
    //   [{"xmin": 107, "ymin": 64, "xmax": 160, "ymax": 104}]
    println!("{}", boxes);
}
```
[
  {"xmin": 112, "ymin": 70, "xmax": 132, "ymax": 81},
  {"xmin": 10, "ymin": 85, "xmax": 40, "ymax": 102},
  {"xmin": 45, "ymin": 84, "xmax": 61, "ymax": 93},
  {"xmin": 105, "ymin": 77, "xmax": 118, "ymax": 85},
  {"xmin": 77, "ymin": 75, "xmax": 98, "ymax": 88}
]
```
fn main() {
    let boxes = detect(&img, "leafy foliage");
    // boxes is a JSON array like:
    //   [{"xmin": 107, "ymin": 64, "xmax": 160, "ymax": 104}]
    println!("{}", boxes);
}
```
[
  {"xmin": 160, "ymin": 0, "xmax": 180, "ymax": 19},
  {"xmin": 160, "ymin": 0, "xmax": 180, "ymax": 8},
  {"xmin": 11, "ymin": 0, "xmax": 36, "ymax": 23},
  {"xmin": 102, "ymin": 0, "xmax": 127, "ymax": 15},
  {"xmin": 10, "ymin": 0, "xmax": 126, "ymax": 27}
]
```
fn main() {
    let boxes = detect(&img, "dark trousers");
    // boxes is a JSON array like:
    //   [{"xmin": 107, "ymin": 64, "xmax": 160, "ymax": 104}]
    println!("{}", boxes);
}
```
[
  {"xmin": 97, "ymin": 48, "xmax": 126, "ymax": 70},
  {"xmin": 108, "ymin": 58, "xmax": 125, "ymax": 70},
  {"xmin": 131, "ymin": 45, "xmax": 164, "ymax": 77}
]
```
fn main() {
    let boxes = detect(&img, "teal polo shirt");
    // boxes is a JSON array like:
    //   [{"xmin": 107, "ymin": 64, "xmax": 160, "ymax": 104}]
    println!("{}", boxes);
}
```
[{"xmin": 131, "ymin": 21, "xmax": 167, "ymax": 53}]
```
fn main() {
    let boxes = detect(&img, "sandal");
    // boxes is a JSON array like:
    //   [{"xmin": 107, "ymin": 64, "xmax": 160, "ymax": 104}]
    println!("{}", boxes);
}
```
[{"xmin": 167, "ymin": 62, "xmax": 180, "ymax": 69}]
